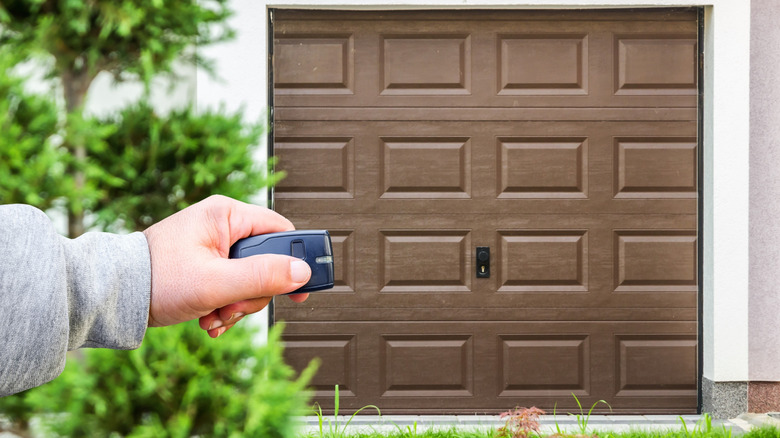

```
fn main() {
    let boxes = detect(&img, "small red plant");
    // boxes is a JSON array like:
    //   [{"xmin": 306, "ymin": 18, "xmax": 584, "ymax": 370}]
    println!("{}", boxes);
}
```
[{"xmin": 498, "ymin": 406, "xmax": 546, "ymax": 438}]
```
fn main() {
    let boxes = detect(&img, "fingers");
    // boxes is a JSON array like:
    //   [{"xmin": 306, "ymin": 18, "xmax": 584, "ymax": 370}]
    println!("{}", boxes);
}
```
[
  {"xmin": 199, "ymin": 291, "xmax": 310, "ymax": 338},
  {"xmin": 287, "ymin": 292, "xmax": 310, "ymax": 303},
  {"xmin": 202, "ymin": 254, "xmax": 312, "ymax": 307},
  {"xmin": 208, "ymin": 323, "xmax": 234, "ymax": 338},
  {"xmin": 216, "ymin": 297, "xmax": 272, "ymax": 322},
  {"xmin": 198, "ymin": 296, "xmax": 272, "ymax": 329},
  {"xmin": 202, "ymin": 195, "xmax": 296, "ymax": 245}
]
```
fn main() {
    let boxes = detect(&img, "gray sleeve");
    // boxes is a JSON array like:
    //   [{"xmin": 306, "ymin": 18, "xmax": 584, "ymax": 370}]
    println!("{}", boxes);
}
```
[{"xmin": 0, "ymin": 205, "xmax": 151, "ymax": 396}]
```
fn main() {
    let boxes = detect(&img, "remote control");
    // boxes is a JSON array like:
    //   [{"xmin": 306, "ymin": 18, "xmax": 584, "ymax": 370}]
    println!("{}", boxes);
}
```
[{"xmin": 229, "ymin": 230, "xmax": 335, "ymax": 294}]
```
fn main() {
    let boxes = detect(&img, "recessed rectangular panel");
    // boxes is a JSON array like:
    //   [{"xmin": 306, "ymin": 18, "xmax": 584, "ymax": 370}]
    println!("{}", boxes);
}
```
[
  {"xmin": 380, "ymin": 230, "xmax": 470, "ymax": 293},
  {"xmin": 497, "ymin": 138, "xmax": 587, "ymax": 199},
  {"xmin": 328, "ymin": 230, "xmax": 354, "ymax": 293},
  {"xmin": 381, "ymin": 137, "xmax": 471, "ymax": 199},
  {"xmin": 498, "ymin": 34, "xmax": 588, "ymax": 95},
  {"xmin": 381, "ymin": 35, "xmax": 471, "ymax": 95},
  {"xmin": 614, "ymin": 138, "xmax": 697, "ymax": 198},
  {"xmin": 381, "ymin": 335, "xmax": 473, "ymax": 396},
  {"xmin": 616, "ymin": 335, "xmax": 697, "ymax": 397},
  {"xmin": 274, "ymin": 137, "xmax": 354, "ymax": 199},
  {"xmin": 498, "ymin": 231, "xmax": 587, "ymax": 292},
  {"xmin": 499, "ymin": 335, "xmax": 589, "ymax": 397},
  {"xmin": 274, "ymin": 35, "xmax": 354, "ymax": 94},
  {"xmin": 283, "ymin": 334, "xmax": 357, "ymax": 397},
  {"xmin": 615, "ymin": 231, "xmax": 697, "ymax": 292},
  {"xmin": 615, "ymin": 36, "xmax": 697, "ymax": 95}
]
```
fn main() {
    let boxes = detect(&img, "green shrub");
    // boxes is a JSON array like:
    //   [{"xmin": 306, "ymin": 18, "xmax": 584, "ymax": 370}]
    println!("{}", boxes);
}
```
[
  {"xmin": 0, "ymin": 322, "xmax": 317, "ymax": 437},
  {"xmin": 0, "ymin": 49, "xmax": 63, "ymax": 210},
  {"xmin": 90, "ymin": 101, "xmax": 282, "ymax": 231}
]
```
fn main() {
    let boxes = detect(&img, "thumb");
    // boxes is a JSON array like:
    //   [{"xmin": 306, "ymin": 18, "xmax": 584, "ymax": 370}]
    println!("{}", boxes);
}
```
[{"xmin": 204, "ymin": 254, "xmax": 312, "ymax": 305}]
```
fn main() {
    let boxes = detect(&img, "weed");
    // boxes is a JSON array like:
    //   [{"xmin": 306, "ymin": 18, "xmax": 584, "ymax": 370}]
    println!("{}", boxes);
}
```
[
  {"xmin": 313, "ymin": 385, "xmax": 381, "ymax": 438},
  {"xmin": 497, "ymin": 406, "xmax": 545, "ymax": 438},
  {"xmin": 570, "ymin": 393, "xmax": 611, "ymax": 436},
  {"xmin": 390, "ymin": 420, "xmax": 419, "ymax": 438},
  {"xmin": 548, "ymin": 393, "xmax": 610, "ymax": 437}
]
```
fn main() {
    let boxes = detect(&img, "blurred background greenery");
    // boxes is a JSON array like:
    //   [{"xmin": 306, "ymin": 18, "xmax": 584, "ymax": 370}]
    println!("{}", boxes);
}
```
[
  {"xmin": 0, "ymin": 1, "xmax": 311, "ymax": 436},
  {"xmin": 0, "ymin": 0, "xmax": 283, "ymax": 236}
]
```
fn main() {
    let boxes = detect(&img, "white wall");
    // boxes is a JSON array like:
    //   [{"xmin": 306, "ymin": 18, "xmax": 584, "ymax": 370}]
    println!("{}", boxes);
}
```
[{"xmin": 198, "ymin": 0, "xmax": 752, "ymax": 382}]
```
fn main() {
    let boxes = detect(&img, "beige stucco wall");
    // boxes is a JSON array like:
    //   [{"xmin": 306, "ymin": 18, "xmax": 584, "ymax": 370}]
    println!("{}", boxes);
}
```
[{"xmin": 749, "ymin": 0, "xmax": 780, "ymax": 382}]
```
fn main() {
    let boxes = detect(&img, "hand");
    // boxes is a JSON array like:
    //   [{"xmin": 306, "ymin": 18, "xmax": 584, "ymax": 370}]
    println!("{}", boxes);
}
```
[{"xmin": 142, "ymin": 195, "xmax": 311, "ymax": 338}]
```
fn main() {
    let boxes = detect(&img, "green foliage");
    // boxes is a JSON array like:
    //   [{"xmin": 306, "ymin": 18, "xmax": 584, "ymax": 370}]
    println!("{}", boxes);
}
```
[
  {"xmin": 0, "ymin": 322, "xmax": 317, "ymax": 437},
  {"xmin": 0, "ymin": 0, "xmax": 249, "ymax": 236},
  {"xmin": 0, "ymin": 0, "xmax": 232, "ymax": 84},
  {"xmin": 91, "ymin": 102, "xmax": 282, "ymax": 231},
  {"xmin": 0, "ymin": 49, "xmax": 62, "ymax": 209}
]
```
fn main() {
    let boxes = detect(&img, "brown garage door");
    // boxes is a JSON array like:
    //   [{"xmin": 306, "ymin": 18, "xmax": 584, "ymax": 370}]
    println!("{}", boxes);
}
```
[{"xmin": 272, "ymin": 9, "xmax": 699, "ymax": 414}]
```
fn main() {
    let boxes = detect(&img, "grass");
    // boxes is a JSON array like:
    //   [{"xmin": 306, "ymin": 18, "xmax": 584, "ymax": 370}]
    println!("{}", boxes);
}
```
[
  {"xmin": 298, "ymin": 426, "xmax": 780, "ymax": 438},
  {"xmin": 301, "ymin": 388, "xmax": 780, "ymax": 438}
]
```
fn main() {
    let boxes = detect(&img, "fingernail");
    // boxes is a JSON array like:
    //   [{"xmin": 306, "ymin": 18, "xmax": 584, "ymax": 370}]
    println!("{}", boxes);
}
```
[
  {"xmin": 208, "ymin": 320, "xmax": 223, "ymax": 330},
  {"xmin": 291, "ymin": 260, "xmax": 310, "ymax": 283},
  {"xmin": 230, "ymin": 312, "xmax": 245, "ymax": 322},
  {"xmin": 216, "ymin": 327, "xmax": 227, "ymax": 337}
]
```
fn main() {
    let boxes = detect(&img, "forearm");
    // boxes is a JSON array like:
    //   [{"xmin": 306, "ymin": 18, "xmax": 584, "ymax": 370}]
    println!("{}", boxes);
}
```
[{"xmin": 0, "ymin": 205, "xmax": 151, "ymax": 396}]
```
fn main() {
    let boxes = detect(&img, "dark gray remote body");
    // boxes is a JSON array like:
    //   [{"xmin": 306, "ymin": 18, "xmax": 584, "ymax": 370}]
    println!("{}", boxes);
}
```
[{"xmin": 229, "ymin": 230, "xmax": 334, "ymax": 293}]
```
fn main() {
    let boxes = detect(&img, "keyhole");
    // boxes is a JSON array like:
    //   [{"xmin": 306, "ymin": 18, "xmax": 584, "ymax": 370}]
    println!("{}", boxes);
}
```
[{"xmin": 481, "ymin": 266, "xmax": 485, "ymax": 273}]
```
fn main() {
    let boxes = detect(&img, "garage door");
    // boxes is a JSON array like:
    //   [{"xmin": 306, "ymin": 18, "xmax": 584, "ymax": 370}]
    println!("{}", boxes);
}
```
[{"xmin": 272, "ymin": 9, "xmax": 699, "ymax": 414}]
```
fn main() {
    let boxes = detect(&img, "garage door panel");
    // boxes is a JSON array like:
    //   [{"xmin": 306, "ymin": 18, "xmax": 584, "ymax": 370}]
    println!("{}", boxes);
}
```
[
  {"xmin": 498, "ymin": 334, "xmax": 591, "ymax": 397},
  {"xmin": 281, "ymin": 321, "xmax": 697, "ymax": 413},
  {"xmin": 274, "ymin": 10, "xmax": 696, "ymax": 108},
  {"xmin": 381, "ymin": 136, "xmax": 471, "ymax": 199},
  {"xmin": 274, "ymin": 215, "xmax": 697, "ymax": 313},
  {"xmin": 380, "ymin": 229, "xmax": 472, "ymax": 293},
  {"xmin": 274, "ymin": 33, "xmax": 354, "ymax": 95},
  {"xmin": 497, "ymin": 137, "xmax": 588, "ymax": 199},
  {"xmin": 615, "ymin": 334, "xmax": 698, "ymax": 397},
  {"xmin": 283, "ymin": 333, "xmax": 358, "ymax": 398},
  {"xmin": 614, "ymin": 137, "xmax": 698, "ymax": 199},
  {"xmin": 498, "ymin": 33, "xmax": 588, "ymax": 96},
  {"xmin": 274, "ymin": 121, "xmax": 697, "ymax": 216},
  {"xmin": 274, "ymin": 136, "xmax": 355, "ymax": 199},
  {"xmin": 614, "ymin": 35, "xmax": 698, "ymax": 96},
  {"xmin": 380, "ymin": 334, "xmax": 474, "ymax": 397},
  {"xmin": 381, "ymin": 34, "xmax": 471, "ymax": 95},
  {"xmin": 497, "ymin": 230, "xmax": 588, "ymax": 292},
  {"xmin": 614, "ymin": 230, "xmax": 698, "ymax": 292}
]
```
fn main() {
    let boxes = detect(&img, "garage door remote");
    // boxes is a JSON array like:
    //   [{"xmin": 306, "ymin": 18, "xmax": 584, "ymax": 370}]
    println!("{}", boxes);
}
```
[{"xmin": 229, "ymin": 230, "xmax": 335, "ymax": 294}]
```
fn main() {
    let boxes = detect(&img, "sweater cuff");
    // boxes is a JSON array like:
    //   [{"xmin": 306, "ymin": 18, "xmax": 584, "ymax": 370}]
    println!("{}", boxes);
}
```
[{"xmin": 64, "ymin": 231, "xmax": 151, "ymax": 350}]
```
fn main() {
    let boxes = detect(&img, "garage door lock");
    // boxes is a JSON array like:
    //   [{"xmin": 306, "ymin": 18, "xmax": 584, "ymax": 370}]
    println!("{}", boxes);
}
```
[{"xmin": 476, "ymin": 247, "xmax": 490, "ymax": 278}]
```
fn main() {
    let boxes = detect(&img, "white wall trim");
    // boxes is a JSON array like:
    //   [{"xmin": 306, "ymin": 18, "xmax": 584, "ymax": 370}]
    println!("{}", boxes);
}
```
[{"xmin": 196, "ymin": 0, "xmax": 752, "ymax": 382}]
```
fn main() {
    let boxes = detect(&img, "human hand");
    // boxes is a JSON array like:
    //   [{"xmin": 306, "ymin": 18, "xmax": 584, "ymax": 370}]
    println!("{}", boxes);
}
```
[{"xmin": 142, "ymin": 195, "xmax": 311, "ymax": 338}]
